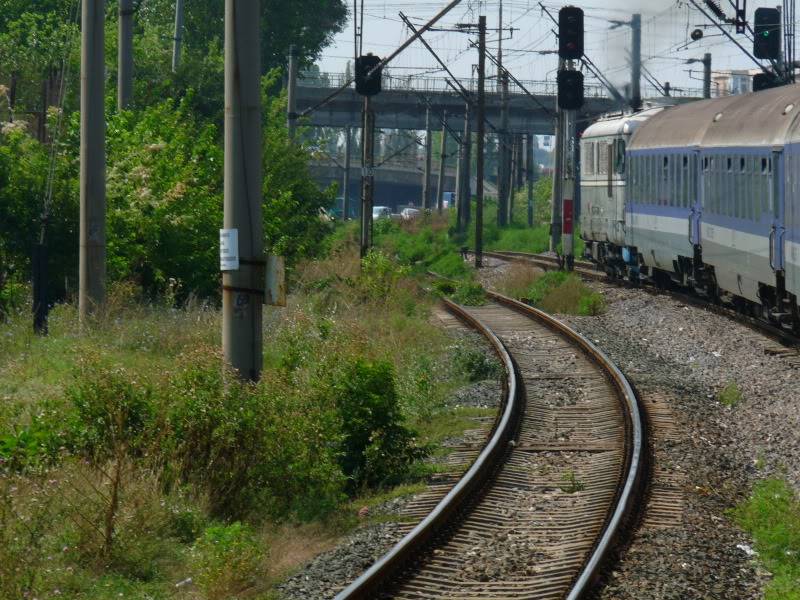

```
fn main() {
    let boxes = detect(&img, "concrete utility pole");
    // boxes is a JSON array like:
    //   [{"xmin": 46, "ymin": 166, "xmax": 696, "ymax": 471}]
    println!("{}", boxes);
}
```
[
  {"xmin": 343, "ymin": 125, "xmax": 352, "ymax": 218},
  {"xmin": 475, "ymin": 16, "xmax": 486, "ymax": 268},
  {"xmin": 526, "ymin": 132, "xmax": 534, "ymax": 227},
  {"xmin": 497, "ymin": 70, "xmax": 510, "ymax": 226},
  {"xmin": 437, "ymin": 110, "xmax": 447, "ymax": 214},
  {"xmin": 703, "ymin": 53, "xmax": 712, "ymax": 99},
  {"xmin": 222, "ymin": 0, "xmax": 264, "ymax": 382},
  {"xmin": 422, "ymin": 107, "xmax": 432, "ymax": 209},
  {"xmin": 360, "ymin": 96, "xmax": 375, "ymax": 258},
  {"xmin": 631, "ymin": 13, "xmax": 642, "ymax": 111},
  {"xmin": 117, "ymin": 0, "xmax": 134, "ymax": 110},
  {"xmin": 79, "ymin": 0, "xmax": 106, "ymax": 321},
  {"xmin": 172, "ymin": 0, "xmax": 184, "ymax": 73},
  {"xmin": 287, "ymin": 45, "xmax": 299, "ymax": 139}
]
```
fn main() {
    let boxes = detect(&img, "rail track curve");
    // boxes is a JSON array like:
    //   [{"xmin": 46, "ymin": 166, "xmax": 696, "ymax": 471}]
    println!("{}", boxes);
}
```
[{"xmin": 335, "ymin": 291, "xmax": 645, "ymax": 600}]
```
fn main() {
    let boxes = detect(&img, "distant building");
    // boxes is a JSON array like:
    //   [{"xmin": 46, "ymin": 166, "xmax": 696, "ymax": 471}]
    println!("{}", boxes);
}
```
[{"xmin": 712, "ymin": 69, "xmax": 761, "ymax": 96}]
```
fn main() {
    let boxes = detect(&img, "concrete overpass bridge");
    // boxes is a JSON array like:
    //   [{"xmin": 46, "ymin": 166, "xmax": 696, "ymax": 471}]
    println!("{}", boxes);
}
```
[
  {"xmin": 296, "ymin": 72, "xmax": 704, "ymax": 134},
  {"xmin": 310, "ymin": 157, "xmax": 498, "ymax": 212}
]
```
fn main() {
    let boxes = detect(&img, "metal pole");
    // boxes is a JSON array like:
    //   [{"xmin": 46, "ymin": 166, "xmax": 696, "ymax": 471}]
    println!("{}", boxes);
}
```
[
  {"xmin": 423, "ymin": 107, "xmax": 432, "ymax": 209},
  {"xmin": 526, "ymin": 132, "xmax": 534, "ymax": 227},
  {"xmin": 343, "ymin": 125, "xmax": 352, "ymax": 218},
  {"xmin": 222, "ymin": 0, "xmax": 264, "ymax": 382},
  {"xmin": 287, "ymin": 44, "xmax": 299, "ymax": 139},
  {"xmin": 631, "ymin": 14, "xmax": 642, "ymax": 111},
  {"xmin": 550, "ymin": 62, "xmax": 564, "ymax": 253},
  {"xmin": 497, "ymin": 70, "xmax": 510, "ymax": 226},
  {"xmin": 463, "ymin": 106, "xmax": 472, "ymax": 228},
  {"xmin": 117, "ymin": 0, "xmax": 134, "ymax": 110},
  {"xmin": 437, "ymin": 110, "xmax": 447, "ymax": 214},
  {"xmin": 703, "ymin": 53, "xmax": 712, "ymax": 99},
  {"xmin": 455, "ymin": 110, "xmax": 464, "ymax": 226},
  {"xmin": 79, "ymin": 0, "xmax": 106, "ymax": 321},
  {"xmin": 360, "ymin": 96, "xmax": 375, "ymax": 258},
  {"xmin": 562, "ymin": 108, "xmax": 577, "ymax": 270},
  {"xmin": 172, "ymin": 0, "xmax": 184, "ymax": 73},
  {"xmin": 475, "ymin": 16, "xmax": 486, "ymax": 268}
]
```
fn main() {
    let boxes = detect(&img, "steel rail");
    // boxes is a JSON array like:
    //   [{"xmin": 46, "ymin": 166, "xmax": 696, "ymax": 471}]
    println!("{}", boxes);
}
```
[
  {"xmin": 334, "ymin": 297, "xmax": 520, "ymax": 600},
  {"xmin": 337, "ymin": 286, "xmax": 645, "ymax": 599},
  {"xmin": 484, "ymin": 290, "xmax": 644, "ymax": 599}
]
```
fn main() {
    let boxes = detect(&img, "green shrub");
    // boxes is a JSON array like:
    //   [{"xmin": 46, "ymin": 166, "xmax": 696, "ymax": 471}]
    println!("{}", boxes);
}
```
[
  {"xmin": 324, "ymin": 358, "xmax": 427, "ymax": 491},
  {"xmin": 454, "ymin": 344, "xmax": 503, "ymax": 382},
  {"xmin": 66, "ymin": 361, "xmax": 155, "ymax": 461},
  {"xmin": 0, "ymin": 276, "xmax": 26, "ymax": 321},
  {"xmin": 189, "ymin": 522, "xmax": 265, "ymax": 600},
  {"xmin": 166, "ymin": 348, "xmax": 346, "ymax": 521},
  {"xmin": 429, "ymin": 252, "xmax": 469, "ymax": 279},
  {"xmin": 732, "ymin": 479, "xmax": 800, "ymax": 599},
  {"xmin": 527, "ymin": 271, "xmax": 569, "ymax": 304},
  {"xmin": 578, "ymin": 291, "xmax": 607, "ymax": 316},
  {"xmin": 452, "ymin": 281, "xmax": 487, "ymax": 306},
  {"xmin": 359, "ymin": 249, "xmax": 410, "ymax": 301}
]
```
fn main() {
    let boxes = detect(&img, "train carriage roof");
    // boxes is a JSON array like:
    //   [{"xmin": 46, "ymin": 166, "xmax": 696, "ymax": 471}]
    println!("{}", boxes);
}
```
[{"xmin": 629, "ymin": 84, "xmax": 800, "ymax": 151}]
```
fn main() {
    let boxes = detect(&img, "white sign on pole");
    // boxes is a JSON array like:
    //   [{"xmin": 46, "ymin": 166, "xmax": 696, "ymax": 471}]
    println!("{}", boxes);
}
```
[{"xmin": 219, "ymin": 228, "xmax": 240, "ymax": 271}]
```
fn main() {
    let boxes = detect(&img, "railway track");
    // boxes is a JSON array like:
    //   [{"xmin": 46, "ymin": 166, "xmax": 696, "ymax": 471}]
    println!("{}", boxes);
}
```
[
  {"xmin": 335, "ymin": 292, "xmax": 644, "ymax": 600},
  {"xmin": 484, "ymin": 249, "xmax": 800, "ymax": 349}
]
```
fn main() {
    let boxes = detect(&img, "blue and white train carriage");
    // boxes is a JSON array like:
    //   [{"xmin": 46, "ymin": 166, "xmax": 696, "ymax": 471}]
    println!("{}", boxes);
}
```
[{"xmin": 580, "ymin": 84, "xmax": 800, "ymax": 329}]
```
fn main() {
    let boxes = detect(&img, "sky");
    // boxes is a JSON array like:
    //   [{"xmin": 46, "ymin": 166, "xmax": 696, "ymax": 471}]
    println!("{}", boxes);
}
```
[{"xmin": 316, "ymin": 0, "xmax": 796, "ymax": 96}]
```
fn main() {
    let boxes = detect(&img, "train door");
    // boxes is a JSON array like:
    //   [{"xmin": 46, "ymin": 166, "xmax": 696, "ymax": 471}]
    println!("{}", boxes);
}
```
[
  {"xmin": 689, "ymin": 150, "xmax": 701, "ymax": 246},
  {"xmin": 770, "ymin": 149, "xmax": 786, "ymax": 273}
]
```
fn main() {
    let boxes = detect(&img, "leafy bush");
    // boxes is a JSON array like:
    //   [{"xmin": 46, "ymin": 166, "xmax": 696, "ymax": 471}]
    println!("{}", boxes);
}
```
[
  {"xmin": 358, "ymin": 249, "xmax": 410, "ymax": 301},
  {"xmin": 454, "ymin": 343, "xmax": 503, "ymax": 382},
  {"xmin": 323, "ymin": 358, "xmax": 427, "ymax": 491},
  {"xmin": 524, "ymin": 272, "xmax": 605, "ymax": 316},
  {"xmin": 66, "ymin": 361, "xmax": 155, "ymax": 461},
  {"xmin": 189, "ymin": 522, "xmax": 265, "ymax": 600},
  {"xmin": 166, "ymin": 348, "xmax": 346, "ymax": 521},
  {"xmin": 452, "ymin": 281, "xmax": 487, "ymax": 306}
]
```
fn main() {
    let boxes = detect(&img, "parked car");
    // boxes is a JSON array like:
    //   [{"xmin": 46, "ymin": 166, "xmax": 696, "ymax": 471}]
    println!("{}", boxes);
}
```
[
  {"xmin": 401, "ymin": 207, "xmax": 421, "ymax": 220},
  {"xmin": 372, "ymin": 206, "xmax": 392, "ymax": 220}
]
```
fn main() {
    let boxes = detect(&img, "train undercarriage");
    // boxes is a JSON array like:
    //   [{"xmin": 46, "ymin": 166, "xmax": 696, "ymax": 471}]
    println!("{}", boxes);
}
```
[{"xmin": 584, "ymin": 239, "xmax": 800, "ymax": 334}]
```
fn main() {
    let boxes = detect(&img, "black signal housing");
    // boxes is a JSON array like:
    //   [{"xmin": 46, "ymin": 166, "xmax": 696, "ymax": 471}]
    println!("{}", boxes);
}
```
[{"xmin": 558, "ymin": 6, "xmax": 584, "ymax": 60}]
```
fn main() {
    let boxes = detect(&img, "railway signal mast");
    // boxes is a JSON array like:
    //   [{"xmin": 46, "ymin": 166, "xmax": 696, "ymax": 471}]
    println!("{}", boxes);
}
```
[
  {"xmin": 555, "ymin": 6, "xmax": 584, "ymax": 272},
  {"xmin": 354, "ymin": 53, "xmax": 383, "ymax": 258}
]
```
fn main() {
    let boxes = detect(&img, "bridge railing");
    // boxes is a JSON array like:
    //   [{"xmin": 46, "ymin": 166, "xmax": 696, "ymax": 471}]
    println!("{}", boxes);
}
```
[{"xmin": 298, "ymin": 71, "xmax": 704, "ymax": 100}]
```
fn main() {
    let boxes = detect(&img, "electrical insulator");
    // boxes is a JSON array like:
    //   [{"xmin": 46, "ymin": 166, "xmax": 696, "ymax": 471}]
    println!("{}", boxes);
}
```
[
  {"xmin": 355, "ymin": 54, "xmax": 383, "ymax": 96},
  {"xmin": 558, "ymin": 6, "xmax": 584, "ymax": 60},
  {"xmin": 557, "ymin": 70, "xmax": 584, "ymax": 110},
  {"xmin": 753, "ymin": 8, "xmax": 781, "ymax": 60}
]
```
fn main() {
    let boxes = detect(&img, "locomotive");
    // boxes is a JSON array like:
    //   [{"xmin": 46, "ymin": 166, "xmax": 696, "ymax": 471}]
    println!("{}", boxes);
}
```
[{"xmin": 579, "ymin": 84, "xmax": 800, "ymax": 331}]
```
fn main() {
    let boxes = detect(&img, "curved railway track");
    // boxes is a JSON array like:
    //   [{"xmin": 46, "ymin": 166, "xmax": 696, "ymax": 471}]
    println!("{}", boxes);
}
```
[
  {"xmin": 335, "ymin": 292, "xmax": 645, "ymax": 600},
  {"xmin": 484, "ymin": 250, "xmax": 800, "ymax": 348}
]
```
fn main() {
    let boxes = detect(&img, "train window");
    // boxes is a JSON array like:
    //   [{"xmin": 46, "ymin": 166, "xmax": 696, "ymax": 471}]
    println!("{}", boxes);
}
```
[
  {"xmin": 598, "ymin": 142, "xmax": 608, "ymax": 175},
  {"xmin": 615, "ymin": 139, "xmax": 626, "ymax": 174},
  {"xmin": 740, "ymin": 157, "xmax": 746, "ymax": 172},
  {"xmin": 727, "ymin": 157, "xmax": 733, "ymax": 172},
  {"xmin": 762, "ymin": 158, "xmax": 769, "ymax": 173}
]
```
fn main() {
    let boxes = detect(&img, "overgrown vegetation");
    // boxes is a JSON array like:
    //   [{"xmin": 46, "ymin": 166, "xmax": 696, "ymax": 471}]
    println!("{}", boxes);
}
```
[
  {"xmin": 0, "ymin": 240, "xmax": 496, "ymax": 597},
  {"xmin": 732, "ymin": 478, "xmax": 800, "ymax": 599}
]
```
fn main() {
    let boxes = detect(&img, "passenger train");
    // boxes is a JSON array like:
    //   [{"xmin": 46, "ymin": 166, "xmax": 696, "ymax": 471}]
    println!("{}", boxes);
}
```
[{"xmin": 579, "ymin": 84, "xmax": 800, "ymax": 330}]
